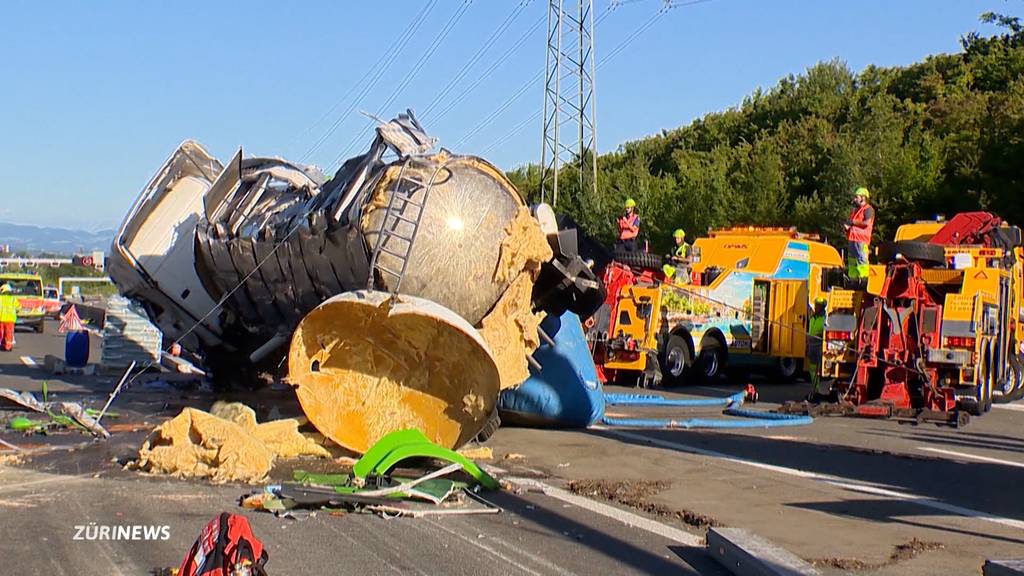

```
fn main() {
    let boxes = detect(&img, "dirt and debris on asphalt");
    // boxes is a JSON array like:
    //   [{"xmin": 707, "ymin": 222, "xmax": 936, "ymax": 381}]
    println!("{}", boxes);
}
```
[
  {"xmin": 567, "ymin": 479, "xmax": 720, "ymax": 528},
  {"xmin": 812, "ymin": 538, "xmax": 945, "ymax": 571}
]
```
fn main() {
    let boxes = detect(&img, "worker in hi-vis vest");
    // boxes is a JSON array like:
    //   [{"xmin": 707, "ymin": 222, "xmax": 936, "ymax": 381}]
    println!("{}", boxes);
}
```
[
  {"xmin": 0, "ymin": 283, "xmax": 17, "ymax": 352},
  {"xmin": 616, "ymin": 198, "xmax": 640, "ymax": 252},
  {"xmin": 662, "ymin": 229, "xmax": 691, "ymax": 283},
  {"xmin": 844, "ymin": 187, "xmax": 874, "ymax": 280},
  {"xmin": 806, "ymin": 296, "xmax": 827, "ymax": 400}
]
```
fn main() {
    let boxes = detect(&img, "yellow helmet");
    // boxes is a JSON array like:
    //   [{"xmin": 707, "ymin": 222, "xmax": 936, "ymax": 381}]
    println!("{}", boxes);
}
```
[
  {"xmin": 0, "ymin": 284, "xmax": 10, "ymax": 293},
  {"xmin": 673, "ymin": 229, "xmax": 685, "ymax": 239},
  {"xmin": 624, "ymin": 198, "xmax": 637, "ymax": 209},
  {"xmin": 854, "ymin": 187, "xmax": 870, "ymax": 199}
]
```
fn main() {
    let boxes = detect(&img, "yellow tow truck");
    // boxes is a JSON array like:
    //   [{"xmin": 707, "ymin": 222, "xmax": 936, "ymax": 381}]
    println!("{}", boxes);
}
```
[
  {"xmin": 598, "ymin": 227, "xmax": 843, "ymax": 386},
  {"xmin": 821, "ymin": 213, "xmax": 1024, "ymax": 419}
]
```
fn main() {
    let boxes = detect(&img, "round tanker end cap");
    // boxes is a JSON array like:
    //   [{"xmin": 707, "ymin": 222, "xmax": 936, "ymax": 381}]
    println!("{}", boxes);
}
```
[{"xmin": 288, "ymin": 290, "xmax": 501, "ymax": 455}]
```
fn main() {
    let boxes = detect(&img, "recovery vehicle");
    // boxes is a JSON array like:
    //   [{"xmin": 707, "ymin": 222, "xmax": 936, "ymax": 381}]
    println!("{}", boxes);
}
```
[
  {"xmin": 591, "ymin": 227, "xmax": 843, "ymax": 386},
  {"xmin": 0, "ymin": 272, "xmax": 46, "ymax": 333},
  {"xmin": 821, "ymin": 212, "xmax": 1024, "ymax": 421}
]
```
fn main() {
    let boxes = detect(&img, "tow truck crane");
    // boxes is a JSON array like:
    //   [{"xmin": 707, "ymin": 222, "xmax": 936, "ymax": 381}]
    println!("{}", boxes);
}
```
[{"xmin": 822, "ymin": 212, "xmax": 1024, "ymax": 423}]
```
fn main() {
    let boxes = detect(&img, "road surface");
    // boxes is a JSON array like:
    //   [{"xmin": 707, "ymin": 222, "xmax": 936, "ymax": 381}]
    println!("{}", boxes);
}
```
[{"xmin": 3, "ymin": 320, "xmax": 1024, "ymax": 574}]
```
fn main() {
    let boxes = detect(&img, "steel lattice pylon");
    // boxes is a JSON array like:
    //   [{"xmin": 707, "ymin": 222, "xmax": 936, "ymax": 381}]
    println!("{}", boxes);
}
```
[{"xmin": 539, "ymin": 0, "xmax": 598, "ymax": 208}]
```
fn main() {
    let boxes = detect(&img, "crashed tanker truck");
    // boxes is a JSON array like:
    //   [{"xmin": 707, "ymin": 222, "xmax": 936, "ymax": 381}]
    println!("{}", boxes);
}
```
[{"xmin": 108, "ymin": 112, "xmax": 602, "ymax": 453}]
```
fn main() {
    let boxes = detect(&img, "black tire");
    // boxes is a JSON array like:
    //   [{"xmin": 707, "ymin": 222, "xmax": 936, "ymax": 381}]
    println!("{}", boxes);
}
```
[
  {"xmin": 1008, "ymin": 354, "xmax": 1024, "ymax": 401},
  {"xmin": 959, "ymin": 398, "xmax": 983, "ymax": 417},
  {"xmin": 774, "ymin": 357, "xmax": 801, "ymax": 382},
  {"xmin": 659, "ymin": 334, "xmax": 691, "ymax": 387},
  {"xmin": 474, "ymin": 410, "xmax": 501, "ymax": 443},
  {"xmin": 876, "ymin": 240, "xmax": 945, "ymax": 265},
  {"xmin": 613, "ymin": 249, "xmax": 664, "ymax": 270},
  {"xmin": 695, "ymin": 344, "xmax": 724, "ymax": 383}
]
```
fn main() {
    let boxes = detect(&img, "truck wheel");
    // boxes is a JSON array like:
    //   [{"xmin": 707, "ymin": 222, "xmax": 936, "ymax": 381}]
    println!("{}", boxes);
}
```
[
  {"xmin": 876, "ymin": 240, "xmax": 946, "ymax": 266},
  {"xmin": 1008, "ymin": 355, "xmax": 1024, "ymax": 401},
  {"xmin": 774, "ymin": 357, "xmax": 801, "ymax": 382},
  {"xmin": 695, "ymin": 345, "xmax": 724, "ymax": 383},
  {"xmin": 613, "ymin": 249, "xmax": 664, "ymax": 270},
  {"xmin": 659, "ymin": 335, "xmax": 691, "ymax": 387}
]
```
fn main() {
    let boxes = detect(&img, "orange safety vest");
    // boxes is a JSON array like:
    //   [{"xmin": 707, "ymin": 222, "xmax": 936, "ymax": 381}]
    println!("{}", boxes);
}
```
[
  {"xmin": 847, "ymin": 204, "xmax": 874, "ymax": 244},
  {"xmin": 617, "ymin": 213, "xmax": 639, "ymax": 240}
]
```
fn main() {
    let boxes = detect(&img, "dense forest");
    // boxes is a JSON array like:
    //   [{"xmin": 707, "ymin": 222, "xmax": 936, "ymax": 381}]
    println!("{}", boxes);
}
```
[{"xmin": 507, "ymin": 13, "xmax": 1024, "ymax": 254}]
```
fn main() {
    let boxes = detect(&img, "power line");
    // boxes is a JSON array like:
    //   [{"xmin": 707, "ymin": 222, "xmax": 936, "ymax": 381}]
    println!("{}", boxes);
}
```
[
  {"xmin": 331, "ymin": 0, "xmax": 474, "ymax": 169},
  {"xmin": 452, "ymin": 3, "xmax": 622, "ymax": 151},
  {"xmin": 420, "ymin": 0, "xmax": 534, "ymax": 120},
  {"xmin": 425, "ymin": 14, "xmax": 546, "ymax": 125},
  {"xmin": 300, "ymin": 0, "xmax": 439, "ymax": 164},
  {"xmin": 474, "ymin": 0, "xmax": 709, "ymax": 156}
]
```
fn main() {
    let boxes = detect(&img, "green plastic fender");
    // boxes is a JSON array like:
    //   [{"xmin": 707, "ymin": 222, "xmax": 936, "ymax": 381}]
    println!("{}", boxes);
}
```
[{"xmin": 353, "ymin": 429, "xmax": 498, "ymax": 490}]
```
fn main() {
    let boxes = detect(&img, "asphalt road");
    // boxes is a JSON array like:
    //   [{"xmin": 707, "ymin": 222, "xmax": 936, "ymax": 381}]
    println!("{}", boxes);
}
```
[
  {"xmin": 4, "ymin": 320, "xmax": 1024, "ymax": 574},
  {"xmin": 0, "ymin": 320, "xmax": 722, "ymax": 576}
]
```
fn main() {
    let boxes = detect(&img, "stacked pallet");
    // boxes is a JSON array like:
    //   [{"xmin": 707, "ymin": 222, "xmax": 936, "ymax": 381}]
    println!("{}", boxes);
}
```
[{"xmin": 101, "ymin": 296, "xmax": 163, "ymax": 369}]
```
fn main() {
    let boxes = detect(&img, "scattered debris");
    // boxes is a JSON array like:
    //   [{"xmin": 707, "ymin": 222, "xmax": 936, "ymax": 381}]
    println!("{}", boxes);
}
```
[
  {"xmin": 503, "ymin": 452, "xmax": 526, "ymax": 461},
  {"xmin": 567, "ymin": 479, "xmax": 720, "ymax": 528},
  {"xmin": 134, "ymin": 406, "xmax": 329, "ymax": 483},
  {"xmin": 457, "ymin": 446, "xmax": 494, "ymax": 460},
  {"xmin": 0, "ymin": 388, "xmax": 109, "ymax": 438},
  {"xmin": 811, "ymin": 538, "xmax": 944, "ymax": 571}
]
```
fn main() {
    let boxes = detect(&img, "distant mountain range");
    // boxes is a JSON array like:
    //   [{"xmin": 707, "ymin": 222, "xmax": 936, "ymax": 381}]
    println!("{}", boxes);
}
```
[{"xmin": 0, "ymin": 222, "xmax": 115, "ymax": 255}]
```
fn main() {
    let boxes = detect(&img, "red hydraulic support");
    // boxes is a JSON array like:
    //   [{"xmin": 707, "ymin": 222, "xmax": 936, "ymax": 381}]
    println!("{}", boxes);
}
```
[{"xmin": 849, "ymin": 260, "xmax": 957, "ymax": 414}]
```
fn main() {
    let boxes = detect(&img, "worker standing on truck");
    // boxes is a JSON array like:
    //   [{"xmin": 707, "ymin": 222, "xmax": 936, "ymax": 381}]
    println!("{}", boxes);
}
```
[
  {"xmin": 0, "ymin": 283, "xmax": 17, "ymax": 352},
  {"xmin": 844, "ymin": 187, "xmax": 874, "ymax": 281},
  {"xmin": 806, "ymin": 297, "xmax": 827, "ymax": 401},
  {"xmin": 616, "ymin": 198, "xmax": 641, "ymax": 252},
  {"xmin": 662, "ymin": 229, "xmax": 692, "ymax": 283}
]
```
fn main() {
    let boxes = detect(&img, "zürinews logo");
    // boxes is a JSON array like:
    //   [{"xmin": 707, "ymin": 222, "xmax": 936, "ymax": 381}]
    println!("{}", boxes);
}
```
[{"xmin": 73, "ymin": 523, "xmax": 171, "ymax": 541}]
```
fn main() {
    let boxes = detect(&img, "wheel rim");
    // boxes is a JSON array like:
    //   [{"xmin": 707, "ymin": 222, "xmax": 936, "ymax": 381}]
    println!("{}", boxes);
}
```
[
  {"xmin": 667, "ymin": 347, "xmax": 685, "ymax": 377},
  {"xmin": 702, "ymin": 350, "xmax": 719, "ymax": 377}
]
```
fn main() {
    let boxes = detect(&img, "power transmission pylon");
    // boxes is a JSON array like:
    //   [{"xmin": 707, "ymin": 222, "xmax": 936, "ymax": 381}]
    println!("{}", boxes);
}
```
[{"xmin": 539, "ymin": 0, "xmax": 598, "ymax": 208}]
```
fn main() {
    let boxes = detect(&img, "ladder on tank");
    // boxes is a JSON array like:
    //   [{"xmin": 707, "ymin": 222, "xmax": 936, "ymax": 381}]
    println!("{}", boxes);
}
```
[{"xmin": 367, "ymin": 157, "xmax": 447, "ymax": 294}]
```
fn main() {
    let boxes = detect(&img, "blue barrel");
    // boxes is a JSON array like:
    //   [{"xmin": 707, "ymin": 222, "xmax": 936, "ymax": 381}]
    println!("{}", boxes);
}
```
[{"xmin": 64, "ymin": 331, "xmax": 90, "ymax": 367}]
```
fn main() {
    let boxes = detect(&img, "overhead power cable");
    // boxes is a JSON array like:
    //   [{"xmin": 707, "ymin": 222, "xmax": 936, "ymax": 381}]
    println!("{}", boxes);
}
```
[
  {"xmin": 331, "ymin": 0, "xmax": 474, "ymax": 169},
  {"xmin": 300, "ymin": 0, "xmax": 439, "ymax": 164},
  {"xmin": 475, "ymin": 0, "xmax": 712, "ymax": 155},
  {"xmin": 419, "ymin": 0, "xmax": 534, "ymax": 120}
]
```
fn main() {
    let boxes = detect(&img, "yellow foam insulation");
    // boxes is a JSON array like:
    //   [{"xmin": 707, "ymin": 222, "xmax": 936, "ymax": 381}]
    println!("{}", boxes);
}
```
[
  {"xmin": 477, "ymin": 274, "xmax": 544, "ymax": 389},
  {"xmin": 136, "ymin": 406, "xmax": 329, "ymax": 484},
  {"xmin": 288, "ymin": 293, "xmax": 501, "ymax": 455},
  {"xmin": 477, "ymin": 206, "xmax": 552, "ymax": 389},
  {"xmin": 493, "ymin": 207, "xmax": 553, "ymax": 284}
]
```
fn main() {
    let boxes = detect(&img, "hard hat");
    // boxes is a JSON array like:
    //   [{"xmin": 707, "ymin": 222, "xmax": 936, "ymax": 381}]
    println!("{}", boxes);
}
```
[
  {"xmin": 624, "ymin": 198, "xmax": 637, "ymax": 209},
  {"xmin": 673, "ymin": 229, "xmax": 685, "ymax": 239},
  {"xmin": 0, "ymin": 284, "xmax": 9, "ymax": 293},
  {"xmin": 854, "ymin": 187, "xmax": 870, "ymax": 199},
  {"xmin": 814, "ymin": 296, "xmax": 827, "ymax": 305}
]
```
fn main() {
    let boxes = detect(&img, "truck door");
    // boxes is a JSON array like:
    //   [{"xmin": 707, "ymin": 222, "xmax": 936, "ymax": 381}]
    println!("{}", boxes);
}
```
[{"xmin": 751, "ymin": 278, "xmax": 807, "ymax": 358}]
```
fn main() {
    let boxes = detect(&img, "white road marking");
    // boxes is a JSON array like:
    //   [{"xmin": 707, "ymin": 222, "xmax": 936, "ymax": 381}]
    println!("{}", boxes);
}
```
[
  {"xmin": 916, "ymin": 446, "xmax": 1024, "ymax": 470},
  {"xmin": 506, "ymin": 477, "xmax": 704, "ymax": 547},
  {"xmin": 19, "ymin": 356, "xmax": 37, "ymax": 367},
  {"xmin": 598, "ymin": 428, "xmax": 1024, "ymax": 532},
  {"xmin": 992, "ymin": 403, "xmax": 1024, "ymax": 412}
]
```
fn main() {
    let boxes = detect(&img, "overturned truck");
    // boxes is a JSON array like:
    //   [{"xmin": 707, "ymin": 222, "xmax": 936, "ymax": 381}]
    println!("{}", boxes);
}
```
[{"xmin": 109, "ymin": 112, "xmax": 602, "ymax": 453}]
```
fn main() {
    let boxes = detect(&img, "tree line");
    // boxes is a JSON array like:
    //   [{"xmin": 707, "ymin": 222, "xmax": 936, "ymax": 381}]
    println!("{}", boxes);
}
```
[{"xmin": 507, "ymin": 13, "xmax": 1024, "ymax": 255}]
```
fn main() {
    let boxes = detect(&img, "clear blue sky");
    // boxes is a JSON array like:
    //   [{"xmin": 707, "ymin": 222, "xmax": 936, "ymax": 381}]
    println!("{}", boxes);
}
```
[{"xmin": 0, "ymin": 0, "xmax": 1003, "ymax": 230}]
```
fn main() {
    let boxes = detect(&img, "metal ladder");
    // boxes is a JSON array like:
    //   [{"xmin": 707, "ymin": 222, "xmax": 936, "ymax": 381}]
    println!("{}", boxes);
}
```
[{"xmin": 367, "ymin": 158, "xmax": 445, "ymax": 294}]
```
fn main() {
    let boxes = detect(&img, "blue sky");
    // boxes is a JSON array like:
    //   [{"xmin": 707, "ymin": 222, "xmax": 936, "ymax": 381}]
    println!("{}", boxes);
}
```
[{"xmin": 0, "ymin": 0, "xmax": 1003, "ymax": 229}]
